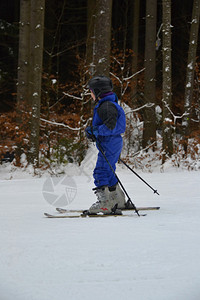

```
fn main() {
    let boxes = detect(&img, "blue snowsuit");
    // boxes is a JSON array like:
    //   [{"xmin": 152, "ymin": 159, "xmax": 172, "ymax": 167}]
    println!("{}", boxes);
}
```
[{"xmin": 92, "ymin": 93, "xmax": 126, "ymax": 188}]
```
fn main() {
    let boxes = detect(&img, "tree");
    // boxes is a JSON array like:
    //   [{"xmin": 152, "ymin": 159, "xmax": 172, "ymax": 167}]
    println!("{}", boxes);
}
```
[
  {"xmin": 142, "ymin": 0, "xmax": 157, "ymax": 148},
  {"xmin": 28, "ymin": 0, "xmax": 45, "ymax": 166},
  {"xmin": 162, "ymin": 0, "xmax": 173, "ymax": 162},
  {"xmin": 93, "ymin": 0, "xmax": 112, "ymax": 76},
  {"xmin": 16, "ymin": 0, "xmax": 31, "ymax": 164},
  {"xmin": 131, "ymin": 0, "xmax": 140, "ymax": 97},
  {"xmin": 182, "ymin": 0, "xmax": 200, "ymax": 150},
  {"xmin": 17, "ymin": 0, "xmax": 30, "ymax": 106},
  {"xmin": 86, "ymin": 0, "xmax": 96, "ymax": 77},
  {"xmin": 16, "ymin": 0, "xmax": 45, "ymax": 166}
]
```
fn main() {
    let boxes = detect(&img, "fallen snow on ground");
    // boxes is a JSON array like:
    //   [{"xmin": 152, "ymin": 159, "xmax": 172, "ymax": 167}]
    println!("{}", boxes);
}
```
[{"xmin": 0, "ymin": 167, "xmax": 200, "ymax": 300}]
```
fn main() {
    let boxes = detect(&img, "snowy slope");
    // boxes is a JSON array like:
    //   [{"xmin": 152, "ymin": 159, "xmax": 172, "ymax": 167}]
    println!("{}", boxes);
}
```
[{"xmin": 0, "ymin": 169, "xmax": 200, "ymax": 300}]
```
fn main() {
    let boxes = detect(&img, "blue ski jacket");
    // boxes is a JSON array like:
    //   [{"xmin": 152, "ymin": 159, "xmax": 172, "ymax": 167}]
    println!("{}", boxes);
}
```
[
  {"xmin": 92, "ymin": 93, "xmax": 126, "ymax": 137},
  {"xmin": 92, "ymin": 92, "xmax": 126, "ymax": 187}
]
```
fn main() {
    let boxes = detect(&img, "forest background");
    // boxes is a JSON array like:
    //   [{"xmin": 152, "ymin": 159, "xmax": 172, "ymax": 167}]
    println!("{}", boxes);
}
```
[{"xmin": 0, "ymin": 0, "xmax": 200, "ymax": 173}]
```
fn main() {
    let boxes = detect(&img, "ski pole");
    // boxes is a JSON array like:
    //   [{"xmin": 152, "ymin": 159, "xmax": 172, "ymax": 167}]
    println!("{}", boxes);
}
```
[
  {"xmin": 96, "ymin": 140, "xmax": 140, "ymax": 217},
  {"xmin": 119, "ymin": 158, "xmax": 160, "ymax": 195}
]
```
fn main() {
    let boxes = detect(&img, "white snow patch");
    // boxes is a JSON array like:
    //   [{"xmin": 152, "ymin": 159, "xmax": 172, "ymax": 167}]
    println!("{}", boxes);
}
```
[
  {"xmin": 186, "ymin": 82, "xmax": 191, "ymax": 88},
  {"xmin": 98, "ymin": 58, "xmax": 106, "ymax": 64},
  {"xmin": 187, "ymin": 62, "xmax": 193, "ymax": 70},
  {"xmin": 164, "ymin": 117, "xmax": 172, "ymax": 123},
  {"xmin": 0, "ymin": 171, "xmax": 200, "ymax": 300},
  {"xmin": 156, "ymin": 105, "xmax": 162, "ymax": 114}
]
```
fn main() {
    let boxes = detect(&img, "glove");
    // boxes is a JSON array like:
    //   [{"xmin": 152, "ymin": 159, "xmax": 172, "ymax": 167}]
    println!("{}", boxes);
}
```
[{"xmin": 85, "ymin": 126, "xmax": 98, "ymax": 142}]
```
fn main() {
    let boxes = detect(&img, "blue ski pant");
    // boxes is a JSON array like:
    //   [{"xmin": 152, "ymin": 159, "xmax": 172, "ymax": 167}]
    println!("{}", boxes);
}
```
[{"xmin": 93, "ymin": 135, "xmax": 123, "ymax": 188}]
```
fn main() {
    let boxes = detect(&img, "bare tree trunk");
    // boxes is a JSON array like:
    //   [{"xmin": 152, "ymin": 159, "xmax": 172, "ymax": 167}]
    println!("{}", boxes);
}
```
[
  {"xmin": 86, "ymin": 0, "xmax": 96, "ymax": 77},
  {"xmin": 162, "ymin": 0, "xmax": 173, "ymax": 162},
  {"xmin": 142, "ymin": 0, "xmax": 157, "ymax": 148},
  {"xmin": 16, "ymin": 0, "xmax": 31, "ymax": 164},
  {"xmin": 17, "ymin": 0, "xmax": 31, "ymax": 106},
  {"xmin": 94, "ymin": 0, "xmax": 112, "ymax": 76},
  {"xmin": 132, "ymin": 0, "xmax": 140, "ymax": 97},
  {"xmin": 182, "ymin": 0, "xmax": 200, "ymax": 152},
  {"xmin": 28, "ymin": 0, "xmax": 45, "ymax": 166}
]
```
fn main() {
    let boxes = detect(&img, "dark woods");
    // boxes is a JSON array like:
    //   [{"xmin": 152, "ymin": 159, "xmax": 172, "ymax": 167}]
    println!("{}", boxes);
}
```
[{"xmin": 0, "ymin": 0, "xmax": 199, "ymax": 169}]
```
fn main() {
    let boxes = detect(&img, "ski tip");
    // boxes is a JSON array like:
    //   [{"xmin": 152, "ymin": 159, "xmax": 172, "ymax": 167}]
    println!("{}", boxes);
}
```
[{"xmin": 44, "ymin": 213, "xmax": 52, "ymax": 217}]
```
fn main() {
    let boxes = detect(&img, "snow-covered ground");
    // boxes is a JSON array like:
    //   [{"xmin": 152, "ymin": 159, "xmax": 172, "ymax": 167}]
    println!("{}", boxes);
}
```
[{"xmin": 0, "ymin": 162, "xmax": 200, "ymax": 300}]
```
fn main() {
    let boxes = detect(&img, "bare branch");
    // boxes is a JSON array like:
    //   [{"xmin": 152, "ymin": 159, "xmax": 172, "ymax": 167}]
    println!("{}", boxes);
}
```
[
  {"xmin": 40, "ymin": 117, "xmax": 92, "ymax": 131},
  {"xmin": 63, "ymin": 91, "xmax": 90, "ymax": 102},
  {"xmin": 124, "ymin": 67, "xmax": 145, "ymax": 81},
  {"xmin": 122, "ymin": 80, "xmax": 130, "ymax": 96},
  {"xmin": 109, "ymin": 72, "xmax": 122, "ymax": 84},
  {"xmin": 49, "ymin": 95, "xmax": 65, "ymax": 109},
  {"xmin": 125, "ymin": 103, "xmax": 154, "ymax": 114},
  {"xmin": 162, "ymin": 99, "xmax": 188, "ymax": 124},
  {"xmin": 63, "ymin": 92, "xmax": 82, "ymax": 101}
]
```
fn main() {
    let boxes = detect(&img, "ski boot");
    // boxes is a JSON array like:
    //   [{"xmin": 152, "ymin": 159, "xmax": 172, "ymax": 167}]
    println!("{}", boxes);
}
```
[
  {"xmin": 86, "ymin": 186, "xmax": 122, "ymax": 215},
  {"xmin": 109, "ymin": 183, "xmax": 126, "ymax": 209},
  {"xmin": 109, "ymin": 183, "xmax": 135, "ymax": 209}
]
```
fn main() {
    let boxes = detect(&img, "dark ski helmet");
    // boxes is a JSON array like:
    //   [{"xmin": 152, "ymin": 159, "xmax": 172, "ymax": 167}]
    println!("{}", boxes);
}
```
[{"xmin": 87, "ymin": 76, "xmax": 113, "ymax": 99}]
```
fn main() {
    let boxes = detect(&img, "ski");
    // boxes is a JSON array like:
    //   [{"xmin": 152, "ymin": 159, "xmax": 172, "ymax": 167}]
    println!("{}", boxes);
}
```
[
  {"xmin": 44, "ymin": 206, "xmax": 159, "ymax": 218},
  {"xmin": 44, "ymin": 212, "xmax": 147, "ymax": 218},
  {"xmin": 56, "ymin": 206, "xmax": 160, "ymax": 214}
]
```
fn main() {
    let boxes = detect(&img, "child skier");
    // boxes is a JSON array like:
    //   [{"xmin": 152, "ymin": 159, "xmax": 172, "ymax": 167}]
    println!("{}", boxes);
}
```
[{"xmin": 85, "ymin": 75, "xmax": 127, "ymax": 215}]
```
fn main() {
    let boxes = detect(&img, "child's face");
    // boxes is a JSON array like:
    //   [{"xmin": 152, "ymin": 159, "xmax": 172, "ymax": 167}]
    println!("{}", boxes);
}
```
[{"xmin": 90, "ymin": 90, "xmax": 96, "ymax": 101}]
